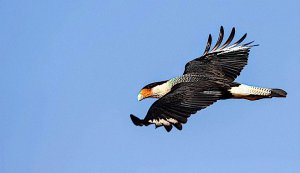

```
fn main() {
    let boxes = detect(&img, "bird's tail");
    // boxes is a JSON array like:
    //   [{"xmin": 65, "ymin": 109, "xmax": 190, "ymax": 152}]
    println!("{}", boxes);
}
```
[
  {"xmin": 228, "ymin": 84, "xmax": 287, "ymax": 100},
  {"xmin": 270, "ymin": 88, "xmax": 287, "ymax": 98}
]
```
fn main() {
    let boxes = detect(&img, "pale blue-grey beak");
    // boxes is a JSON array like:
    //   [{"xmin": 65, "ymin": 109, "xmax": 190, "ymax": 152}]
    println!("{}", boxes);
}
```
[{"xmin": 137, "ymin": 93, "xmax": 143, "ymax": 101}]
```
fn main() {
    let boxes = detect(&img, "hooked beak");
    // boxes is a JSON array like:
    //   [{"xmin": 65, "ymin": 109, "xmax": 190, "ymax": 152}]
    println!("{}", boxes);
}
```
[{"xmin": 137, "ymin": 93, "xmax": 144, "ymax": 101}]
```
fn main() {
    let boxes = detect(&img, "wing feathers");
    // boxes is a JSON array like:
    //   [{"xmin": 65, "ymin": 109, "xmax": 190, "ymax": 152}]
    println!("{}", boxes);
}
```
[
  {"xmin": 164, "ymin": 125, "xmax": 172, "ymax": 132},
  {"xmin": 203, "ymin": 34, "xmax": 212, "ymax": 55},
  {"xmin": 130, "ymin": 82, "xmax": 224, "ymax": 132},
  {"xmin": 211, "ymin": 26, "xmax": 224, "ymax": 51},
  {"xmin": 219, "ymin": 27, "xmax": 235, "ymax": 49},
  {"xmin": 184, "ymin": 27, "xmax": 257, "ymax": 81},
  {"xmin": 231, "ymin": 33, "xmax": 247, "ymax": 47},
  {"xmin": 130, "ymin": 114, "xmax": 146, "ymax": 126},
  {"xmin": 173, "ymin": 123, "xmax": 182, "ymax": 130}
]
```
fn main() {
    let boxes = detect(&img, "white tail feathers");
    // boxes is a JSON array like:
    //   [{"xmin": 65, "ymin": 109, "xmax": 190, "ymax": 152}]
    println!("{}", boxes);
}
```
[{"xmin": 229, "ymin": 84, "xmax": 287, "ymax": 100}]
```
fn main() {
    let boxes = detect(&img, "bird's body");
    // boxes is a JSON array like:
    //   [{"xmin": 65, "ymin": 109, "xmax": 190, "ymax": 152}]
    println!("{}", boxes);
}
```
[{"xmin": 131, "ymin": 27, "xmax": 287, "ymax": 132}]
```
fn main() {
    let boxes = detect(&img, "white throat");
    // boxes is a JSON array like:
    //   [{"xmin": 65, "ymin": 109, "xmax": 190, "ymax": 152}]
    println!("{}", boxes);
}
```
[{"xmin": 152, "ymin": 82, "xmax": 172, "ymax": 98}]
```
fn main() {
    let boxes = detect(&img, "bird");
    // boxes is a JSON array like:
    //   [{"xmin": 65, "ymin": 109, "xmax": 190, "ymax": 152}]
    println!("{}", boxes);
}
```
[{"xmin": 130, "ymin": 26, "xmax": 287, "ymax": 132}]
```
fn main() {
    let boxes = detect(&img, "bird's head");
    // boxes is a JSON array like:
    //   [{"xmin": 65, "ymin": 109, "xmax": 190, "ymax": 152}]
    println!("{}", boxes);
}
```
[{"xmin": 138, "ymin": 81, "xmax": 167, "ymax": 101}]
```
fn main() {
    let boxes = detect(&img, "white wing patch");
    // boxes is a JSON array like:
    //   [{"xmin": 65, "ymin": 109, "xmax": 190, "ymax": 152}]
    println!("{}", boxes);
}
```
[
  {"xmin": 217, "ymin": 46, "xmax": 249, "ymax": 55},
  {"xmin": 148, "ymin": 118, "xmax": 178, "ymax": 126},
  {"xmin": 167, "ymin": 118, "xmax": 178, "ymax": 124}
]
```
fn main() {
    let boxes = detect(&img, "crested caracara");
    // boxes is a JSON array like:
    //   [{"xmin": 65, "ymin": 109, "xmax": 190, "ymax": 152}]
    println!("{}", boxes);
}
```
[{"xmin": 130, "ymin": 27, "xmax": 287, "ymax": 132}]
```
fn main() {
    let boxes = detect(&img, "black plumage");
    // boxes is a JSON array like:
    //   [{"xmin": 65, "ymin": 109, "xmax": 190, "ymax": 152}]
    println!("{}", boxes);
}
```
[
  {"xmin": 130, "ymin": 26, "xmax": 286, "ymax": 132},
  {"xmin": 184, "ymin": 27, "xmax": 257, "ymax": 81},
  {"xmin": 131, "ymin": 80, "xmax": 231, "ymax": 132}
]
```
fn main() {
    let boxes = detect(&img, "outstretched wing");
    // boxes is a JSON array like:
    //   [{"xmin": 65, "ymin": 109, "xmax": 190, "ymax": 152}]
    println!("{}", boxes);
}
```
[
  {"xmin": 184, "ymin": 26, "xmax": 258, "ymax": 81},
  {"xmin": 130, "ymin": 81, "xmax": 227, "ymax": 132}
]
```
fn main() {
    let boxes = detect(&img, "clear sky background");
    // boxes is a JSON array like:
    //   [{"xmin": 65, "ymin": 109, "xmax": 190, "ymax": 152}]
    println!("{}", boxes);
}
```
[{"xmin": 0, "ymin": 0, "xmax": 299, "ymax": 173}]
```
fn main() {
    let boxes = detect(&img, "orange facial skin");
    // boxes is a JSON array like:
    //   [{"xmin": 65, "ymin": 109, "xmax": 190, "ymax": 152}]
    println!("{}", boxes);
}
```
[{"xmin": 140, "ymin": 88, "xmax": 153, "ymax": 98}]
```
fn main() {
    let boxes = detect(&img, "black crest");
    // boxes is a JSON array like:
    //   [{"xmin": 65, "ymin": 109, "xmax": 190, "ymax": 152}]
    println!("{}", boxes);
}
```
[{"xmin": 142, "ymin": 80, "xmax": 168, "ymax": 89}]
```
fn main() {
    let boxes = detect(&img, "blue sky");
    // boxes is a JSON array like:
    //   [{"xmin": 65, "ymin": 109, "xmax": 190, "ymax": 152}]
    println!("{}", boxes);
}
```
[{"xmin": 0, "ymin": 0, "xmax": 299, "ymax": 173}]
